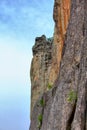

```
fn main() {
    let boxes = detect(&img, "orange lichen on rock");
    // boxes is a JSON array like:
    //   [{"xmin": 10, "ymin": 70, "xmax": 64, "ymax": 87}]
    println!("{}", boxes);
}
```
[
  {"xmin": 51, "ymin": 0, "xmax": 71, "ymax": 81},
  {"xmin": 53, "ymin": 0, "xmax": 71, "ymax": 43}
]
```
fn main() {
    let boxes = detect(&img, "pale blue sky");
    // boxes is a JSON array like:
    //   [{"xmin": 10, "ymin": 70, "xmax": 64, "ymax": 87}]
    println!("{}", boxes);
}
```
[{"xmin": 0, "ymin": 0, "xmax": 54, "ymax": 130}]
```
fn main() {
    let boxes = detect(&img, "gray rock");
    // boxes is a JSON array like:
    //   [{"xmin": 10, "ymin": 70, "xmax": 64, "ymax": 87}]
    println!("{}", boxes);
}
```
[{"xmin": 30, "ymin": 0, "xmax": 87, "ymax": 129}]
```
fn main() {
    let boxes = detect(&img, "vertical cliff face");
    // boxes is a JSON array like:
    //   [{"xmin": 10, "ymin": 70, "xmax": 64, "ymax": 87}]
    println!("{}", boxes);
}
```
[
  {"xmin": 30, "ymin": 0, "xmax": 71, "ymax": 114},
  {"xmin": 30, "ymin": 0, "xmax": 87, "ymax": 130},
  {"xmin": 51, "ymin": 0, "xmax": 71, "ymax": 81}
]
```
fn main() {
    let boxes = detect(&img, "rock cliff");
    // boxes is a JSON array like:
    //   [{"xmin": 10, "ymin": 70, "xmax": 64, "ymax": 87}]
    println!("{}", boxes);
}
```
[
  {"xmin": 30, "ymin": 0, "xmax": 87, "ymax": 130},
  {"xmin": 30, "ymin": 0, "xmax": 71, "ymax": 114},
  {"xmin": 30, "ymin": 35, "xmax": 53, "ymax": 113}
]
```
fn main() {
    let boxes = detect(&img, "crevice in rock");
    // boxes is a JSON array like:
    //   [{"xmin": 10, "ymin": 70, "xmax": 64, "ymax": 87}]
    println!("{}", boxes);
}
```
[
  {"xmin": 84, "ymin": 82, "xmax": 87, "ymax": 130},
  {"xmin": 85, "ymin": 100, "xmax": 87, "ymax": 130},
  {"xmin": 38, "ymin": 94, "xmax": 46, "ymax": 130},
  {"xmin": 66, "ymin": 101, "xmax": 77, "ymax": 130},
  {"xmin": 76, "ymin": 63, "xmax": 80, "ymax": 69}
]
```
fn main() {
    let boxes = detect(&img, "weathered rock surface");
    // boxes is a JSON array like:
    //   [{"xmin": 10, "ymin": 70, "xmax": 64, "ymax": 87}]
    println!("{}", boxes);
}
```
[
  {"xmin": 30, "ymin": 0, "xmax": 71, "ymax": 115},
  {"xmin": 30, "ymin": 35, "xmax": 53, "ymax": 113},
  {"xmin": 30, "ymin": 0, "xmax": 87, "ymax": 130},
  {"xmin": 52, "ymin": 0, "xmax": 71, "ymax": 81}
]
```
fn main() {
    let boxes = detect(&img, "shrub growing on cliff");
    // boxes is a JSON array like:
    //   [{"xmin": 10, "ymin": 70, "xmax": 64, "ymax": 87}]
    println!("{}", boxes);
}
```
[
  {"xmin": 67, "ymin": 90, "xmax": 77, "ymax": 103},
  {"xmin": 47, "ymin": 83, "xmax": 52, "ymax": 90},
  {"xmin": 39, "ymin": 98, "xmax": 45, "ymax": 107},
  {"xmin": 37, "ymin": 114, "xmax": 43, "ymax": 129}
]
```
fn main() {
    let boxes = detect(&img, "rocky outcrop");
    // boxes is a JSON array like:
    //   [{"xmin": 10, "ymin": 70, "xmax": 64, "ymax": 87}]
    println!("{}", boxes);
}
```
[
  {"xmin": 30, "ymin": 0, "xmax": 71, "ymax": 114},
  {"xmin": 30, "ymin": 35, "xmax": 53, "ymax": 113},
  {"xmin": 30, "ymin": 0, "xmax": 87, "ymax": 130}
]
